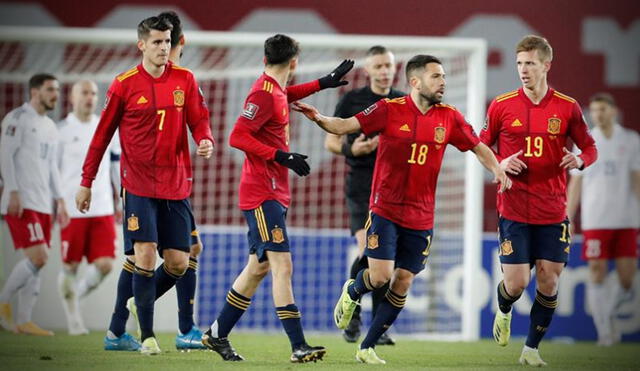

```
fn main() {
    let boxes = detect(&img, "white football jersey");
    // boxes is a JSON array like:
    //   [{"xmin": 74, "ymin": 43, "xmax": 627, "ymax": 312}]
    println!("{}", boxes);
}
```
[
  {"xmin": 58, "ymin": 113, "xmax": 120, "ymax": 218},
  {"xmin": 0, "ymin": 103, "xmax": 62, "ymax": 215},
  {"xmin": 572, "ymin": 124, "xmax": 640, "ymax": 229}
]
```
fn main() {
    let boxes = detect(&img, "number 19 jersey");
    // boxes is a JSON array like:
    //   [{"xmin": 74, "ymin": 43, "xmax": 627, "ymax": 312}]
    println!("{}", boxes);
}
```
[{"xmin": 355, "ymin": 95, "xmax": 480, "ymax": 230}]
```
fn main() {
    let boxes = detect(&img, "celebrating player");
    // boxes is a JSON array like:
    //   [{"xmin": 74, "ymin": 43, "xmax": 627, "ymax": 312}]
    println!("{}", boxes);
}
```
[
  {"xmin": 294, "ymin": 54, "xmax": 511, "ymax": 364},
  {"xmin": 76, "ymin": 15, "xmax": 214, "ymax": 355},
  {"xmin": 57, "ymin": 79, "xmax": 121, "ymax": 335},
  {"xmin": 0, "ymin": 73, "xmax": 70, "ymax": 336},
  {"xmin": 201, "ymin": 34, "xmax": 353, "ymax": 363},
  {"xmin": 325, "ymin": 45, "xmax": 404, "ymax": 345},
  {"xmin": 567, "ymin": 93, "xmax": 639, "ymax": 346},
  {"xmin": 481, "ymin": 35, "xmax": 597, "ymax": 366}
]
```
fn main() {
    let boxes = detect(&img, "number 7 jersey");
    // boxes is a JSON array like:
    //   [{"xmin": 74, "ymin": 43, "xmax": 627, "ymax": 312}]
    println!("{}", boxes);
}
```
[
  {"xmin": 355, "ymin": 95, "xmax": 480, "ymax": 230},
  {"xmin": 480, "ymin": 87, "xmax": 597, "ymax": 224}
]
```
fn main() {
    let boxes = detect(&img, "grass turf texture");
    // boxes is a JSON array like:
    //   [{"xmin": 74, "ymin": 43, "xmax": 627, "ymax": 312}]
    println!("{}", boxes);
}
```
[{"xmin": 0, "ymin": 332, "xmax": 636, "ymax": 370}]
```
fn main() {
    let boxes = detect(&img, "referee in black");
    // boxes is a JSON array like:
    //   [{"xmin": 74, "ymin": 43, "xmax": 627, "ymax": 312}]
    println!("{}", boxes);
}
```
[{"xmin": 325, "ymin": 45, "xmax": 404, "ymax": 345}]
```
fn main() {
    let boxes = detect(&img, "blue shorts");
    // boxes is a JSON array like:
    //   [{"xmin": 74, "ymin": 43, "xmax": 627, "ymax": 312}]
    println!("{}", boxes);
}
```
[
  {"xmin": 498, "ymin": 217, "xmax": 571, "ymax": 265},
  {"xmin": 242, "ymin": 200, "xmax": 290, "ymax": 263},
  {"xmin": 363, "ymin": 212, "xmax": 433, "ymax": 274},
  {"xmin": 122, "ymin": 190, "xmax": 194, "ymax": 256}
]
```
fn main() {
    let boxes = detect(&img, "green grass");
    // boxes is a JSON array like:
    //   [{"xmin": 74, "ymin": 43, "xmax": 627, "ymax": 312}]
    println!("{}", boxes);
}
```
[{"xmin": 0, "ymin": 331, "xmax": 637, "ymax": 370}]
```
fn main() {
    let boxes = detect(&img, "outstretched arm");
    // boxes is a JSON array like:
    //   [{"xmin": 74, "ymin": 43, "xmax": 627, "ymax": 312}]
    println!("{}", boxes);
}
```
[
  {"xmin": 287, "ymin": 59, "xmax": 354, "ymax": 102},
  {"xmin": 292, "ymin": 101, "xmax": 361, "ymax": 135},
  {"xmin": 471, "ymin": 142, "xmax": 512, "ymax": 193}
]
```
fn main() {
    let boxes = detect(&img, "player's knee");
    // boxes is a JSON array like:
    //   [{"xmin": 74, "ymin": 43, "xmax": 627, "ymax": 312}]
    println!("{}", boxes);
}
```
[
  {"xmin": 589, "ymin": 264, "xmax": 607, "ymax": 284},
  {"xmin": 30, "ymin": 255, "xmax": 47, "ymax": 269},
  {"xmin": 248, "ymin": 264, "xmax": 269, "ymax": 279},
  {"xmin": 94, "ymin": 260, "xmax": 113, "ymax": 275},
  {"xmin": 165, "ymin": 259, "xmax": 188, "ymax": 276},
  {"xmin": 271, "ymin": 263, "xmax": 293, "ymax": 280},
  {"xmin": 369, "ymin": 270, "xmax": 392, "ymax": 289},
  {"xmin": 620, "ymin": 276, "xmax": 634, "ymax": 291},
  {"xmin": 536, "ymin": 274, "xmax": 559, "ymax": 295},
  {"xmin": 504, "ymin": 279, "xmax": 527, "ymax": 296}
]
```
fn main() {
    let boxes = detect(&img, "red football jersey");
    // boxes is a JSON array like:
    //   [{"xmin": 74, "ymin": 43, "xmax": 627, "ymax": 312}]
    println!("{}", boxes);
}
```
[
  {"xmin": 481, "ymin": 87, "xmax": 597, "ymax": 224},
  {"xmin": 81, "ymin": 62, "xmax": 213, "ymax": 200},
  {"xmin": 355, "ymin": 95, "xmax": 480, "ymax": 230},
  {"xmin": 229, "ymin": 73, "xmax": 320, "ymax": 210}
]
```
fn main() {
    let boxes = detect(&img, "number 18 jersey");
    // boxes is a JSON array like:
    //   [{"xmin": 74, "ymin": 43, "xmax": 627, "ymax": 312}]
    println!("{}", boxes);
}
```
[{"xmin": 355, "ymin": 95, "xmax": 479, "ymax": 230}]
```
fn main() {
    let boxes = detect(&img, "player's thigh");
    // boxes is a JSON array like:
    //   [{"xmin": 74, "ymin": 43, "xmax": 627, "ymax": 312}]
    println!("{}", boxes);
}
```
[
  {"xmin": 395, "ymin": 227, "xmax": 433, "ymax": 275},
  {"xmin": 531, "ymin": 219, "xmax": 571, "ymax": 265},
  {"xmin": 241, "ymin": 200, "xmax": 290, "ymax": 263},
  {"xmin": 501, "ymin": 263, "xmax": 531, "ymax": 293},
  {"xmin": 60, "ymin": 218, "xmax": 88, "ymax": 263},
  {"xmin": 4, "ymin": 209, "xmax": 52, "ymax": 250},
  {"xmin": 157, "ymin": 198, "xmax": 193, "ymax": 257},
  {"xmin": 498, "ymin": 217, "xmax": 532, "ymax": 265},
  {"xmin": 123, "ymin": 190, "xmax": 159, "ymax": 247},
  {"xmin": 86, "ymin": 215, "xmax": 117, "ymax": 263},
  {"xmin": 582, "ymin": 229, "xmax": 614, "ymax": 261},
  {"xmin": 363, "ymin": 212, "xmax": 398, "ymax": 283}
]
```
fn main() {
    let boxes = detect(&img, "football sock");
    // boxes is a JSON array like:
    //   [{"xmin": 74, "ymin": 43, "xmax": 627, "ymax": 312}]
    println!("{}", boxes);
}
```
[
  {"xmin": 16, "ymin": 273, "xmax": 41, "ymax": 324},
  {"xmin": 210, "ymin": 288, "xmax": 251, "ymax": 338},
  {"xmin": 108, "ymin": 259, "xmax": 134, "ymax": 337},
  {"xmin": 154, "ymin": 263, "xmax": 183, "ymax": 300},
  {"xmin": 587, "ymin": 282, "xmax": 611, "ymax": 339},
  {"xmin": 0, "ymin": 259, "xmax": 38, "ymax": 303},
  {"xmin": 133, "ymin": 265, "xmax": 156, "ymax": 341},
  {"xmin": 349, "ymin": 256, "xmax": 368, "ymax": 320},
  {"xmin": 497, "ymin": 280, "xmax": 521, "ymax": 314},
  {"xmin": 525, "ymin": 290, "xmax": 558, "ymax": 348},
  {"xmin": 76, "ymin": 264, "xmax": 105, "ymax": 298},
  {"xmin": 371, "ymin": 281, "xmax": 390, "ymax": 318},
  {"xmin": 348, "ymin": 268, "xmax": 375, "ymax": 301},
  {"xmin": 176, "ymin": 257, "xmax": 198, "ymax": 334},
  {"xmin": 360, "ymin": 289, "xmax": 405, "ymax": 349},
  {"xmin": 276, "ymin": 303, "xmax": 306, "ymax": 350}
]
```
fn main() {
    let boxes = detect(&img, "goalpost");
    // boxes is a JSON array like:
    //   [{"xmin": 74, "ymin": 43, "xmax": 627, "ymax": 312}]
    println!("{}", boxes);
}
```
[{"xmin": 0, "ymin": 26, "xmax": 487, "ymax": 340}]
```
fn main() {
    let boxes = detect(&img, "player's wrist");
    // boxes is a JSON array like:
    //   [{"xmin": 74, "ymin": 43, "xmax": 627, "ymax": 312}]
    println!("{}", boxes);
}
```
[{"xmin": 576, "ymin": 155, "xmax": 585, "ymax": 170}]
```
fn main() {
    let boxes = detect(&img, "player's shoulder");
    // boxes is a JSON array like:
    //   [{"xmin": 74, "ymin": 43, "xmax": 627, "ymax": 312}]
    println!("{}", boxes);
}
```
[
  {"xmin": 3, "ymin": 104, "xmax": 28, "ymax": 123},
  {"xmin": 169, "ymin": 64, "xmax": 196, "ymax": 80},
  {"xmin": 493, "ymin": 89, "xmax": 520, "ymax": 104},
  {"xmin": 434, "ymin": 102, "xmax": 458, "ymax": 111},
  {"xmin": 115, "ymin": 66, "xmax": 140, "ymax": 83},
  {"xmin": 384, "ymin": 96, "xmax": 408, "ymax": 105},
  {"xmin": 619, "ymin": 125, "xmax": 640, "ymax": 142},
  {"xmin": 551, "ymin": 89, "xmax": 577, "ymax": 104}
]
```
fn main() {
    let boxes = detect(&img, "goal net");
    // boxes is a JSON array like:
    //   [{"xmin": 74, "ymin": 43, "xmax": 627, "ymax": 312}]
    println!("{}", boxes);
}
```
[{"xmin": 0, "ymin": 27, "xmax": 487, "ymax": 340}]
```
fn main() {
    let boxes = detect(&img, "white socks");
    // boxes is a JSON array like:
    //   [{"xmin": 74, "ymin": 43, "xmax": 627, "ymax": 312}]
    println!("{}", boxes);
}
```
[
  {"xmin": 0, "ymin": 259, "xmax": 38, "ymax": 303},
  {"xmin": 15, "ymin": 273, "xmax": 40, "ymax": 325},
  {"xmin": 76, "ymin": 264, "xmax": 105, "ymax": 298},
  {"xmin": 587, "ymin": 281, "xmax": 613, "ymax": 342}
]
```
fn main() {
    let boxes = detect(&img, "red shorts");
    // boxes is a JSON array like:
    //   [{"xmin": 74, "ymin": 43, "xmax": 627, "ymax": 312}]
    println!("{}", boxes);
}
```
[
  {"xmin": 60, "ymin": 215, "xmax": 117, "ymax": 263},
  {"xmin": 582, "ymin": 229, "xmax": 639, "ymax": 260},
  {"xmin": 4, "ymin": 209, "xmax": 52, "ymax": 249}
]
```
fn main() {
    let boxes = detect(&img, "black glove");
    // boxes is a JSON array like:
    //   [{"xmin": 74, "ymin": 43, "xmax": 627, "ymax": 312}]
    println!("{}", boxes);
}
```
[
  {"xmin": 274, "ymin": 150, "xmax": 310, "ymax": 176},
  {"xmin": 318, "ymin": 59, "xmax": 355, "ymax": 89}
]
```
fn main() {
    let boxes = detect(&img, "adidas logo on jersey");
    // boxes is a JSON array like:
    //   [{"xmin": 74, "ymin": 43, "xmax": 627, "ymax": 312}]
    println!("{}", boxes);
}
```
[
  {"xmin": 511, "ymin": 119, "xmax": 523, "ymax": 127},
  {"xmin": 399, "ymin": 124, "xmax": 411, "ymax": 132},
  {"xmin": 137, "ymin": 96, "xmax": 148, "ymax": 104}
]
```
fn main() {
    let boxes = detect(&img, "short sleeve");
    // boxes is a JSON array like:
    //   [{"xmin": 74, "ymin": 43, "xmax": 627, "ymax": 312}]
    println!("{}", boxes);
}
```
[
  {"xmin": 354, "ymin": 98, "xmax": 388, "ymax": 136},
  {"xmin": 449, "ymin": 109, "xmax": 480, "ymax": 152}
]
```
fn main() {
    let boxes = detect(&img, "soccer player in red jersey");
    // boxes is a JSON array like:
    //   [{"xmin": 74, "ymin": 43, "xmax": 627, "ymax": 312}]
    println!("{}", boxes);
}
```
[
  {"xmin": 201, "ymin": 34, "xmax": 353, "ymax": 363},
  {"xmin": 480, "ymin": 36, "xmax": 597, "ymax": 366},
  {"xmin": 294, "ymin": 54, "xmax": 511, "ymax": 364},
  {"xmin": 75, "ymin": 16, "xmax": 214, "ymax": 355}
]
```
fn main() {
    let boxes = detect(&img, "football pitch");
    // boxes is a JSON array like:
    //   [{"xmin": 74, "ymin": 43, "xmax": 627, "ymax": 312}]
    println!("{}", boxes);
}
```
[{"xmin": 0, "ymin": 331, "xmax": 636, "ymax": 370}]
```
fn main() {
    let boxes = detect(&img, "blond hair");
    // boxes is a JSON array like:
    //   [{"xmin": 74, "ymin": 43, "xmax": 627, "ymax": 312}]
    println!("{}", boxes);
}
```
[{"xmin": 516, "ymin": 35, "xmax": 553, "ymax": 62}]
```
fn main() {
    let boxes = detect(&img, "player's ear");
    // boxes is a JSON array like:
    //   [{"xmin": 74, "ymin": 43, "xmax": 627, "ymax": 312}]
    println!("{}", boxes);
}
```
[
  {"xmin": 262, "ymin": 56, "xmax": 267, "ymax": 65},
  {"xmin": 289, "ymin": 57, "xmax": 298, "ymax": 70},
  {"xmin": 408, "ymin": 75, "xmax": 419, "ymax": 89},
  {"xmin": 179, "ymin": 35, "xmax": 186, "ymax": 46},
  {"xmin": 543, "ymin": 60, "xmax": 551, "ymax": 73},
  {"xmin": 137, "ymin": 39, "xmax": 145, "ymax": 52}
]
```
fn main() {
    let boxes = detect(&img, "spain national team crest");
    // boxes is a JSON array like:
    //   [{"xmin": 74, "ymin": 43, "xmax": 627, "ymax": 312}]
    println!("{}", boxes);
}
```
[
  {"xmin": 173, "ymin": 89, "xmax": 185, "ymax": 107},
  {"xmin": 271, "ymin": 227, "xmax": 285, "ymax": 244},
  {"xmin": 547, "ymin": 117, "xmax": 561, "ymax": 135},
  {"xmin": 434, "ymin": 126, "xmax": 446, "ymax": 144},
  {"xmin": 127, "ymin": 215, "xmax": 139, "ymax": 231},
  {"xmin": 500, "ymin": 240, "xmax": 513, "ymax": 256},
  {"xmin": 367, "ymin": 234, "xmax": 379, "ymax": 249}
]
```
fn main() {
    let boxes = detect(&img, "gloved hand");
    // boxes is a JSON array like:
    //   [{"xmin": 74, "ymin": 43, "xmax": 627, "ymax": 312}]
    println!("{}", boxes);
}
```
[
  {"xmin": 274, "ymin": 150, "xmax": 310, "ymax": 176},
  {"xmin": 318, "ymin": 59, "xmax": 355, "ymax": 89}
]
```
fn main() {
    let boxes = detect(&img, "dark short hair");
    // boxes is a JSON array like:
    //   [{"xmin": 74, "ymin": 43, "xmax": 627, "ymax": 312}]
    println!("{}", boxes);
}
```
[
  {"xmin": 158, "ymin": 11, "xmax": 182, "ymax": 48},
  {"xmin": 137, "ymin": 15, "xmax": 173, "ymax": 40},
  {"xmin": 405, "ymin": 55, "xmax": 442, "ymax": 81},
  {"xmin": 366, "ymin": 45, "xmax": 389, "ymax": 57},
  {"xmin": 590, "ymin": 92, "xmax": 616, "ymax": 107},
  {"xmin": 264, "ymin": 34, "xmax": 300, "ymax": 65},
  {"xmin": 29, "ymin": 73, "xmax": 57, "ymax": 91}
]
